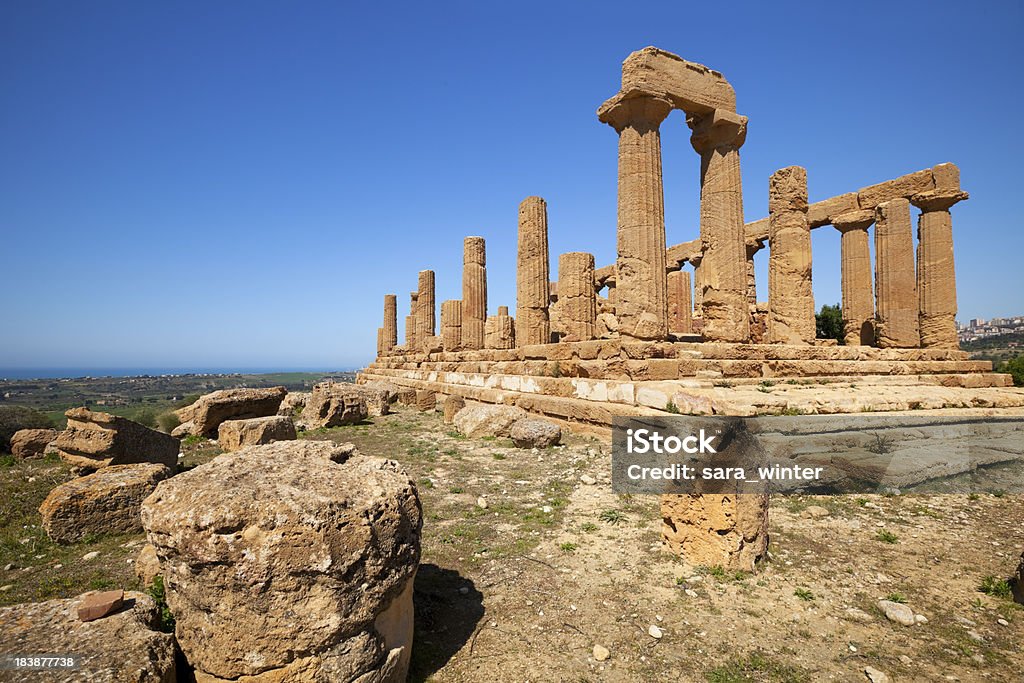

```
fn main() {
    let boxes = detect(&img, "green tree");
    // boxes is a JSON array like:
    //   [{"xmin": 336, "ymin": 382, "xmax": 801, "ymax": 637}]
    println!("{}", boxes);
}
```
[
  {"xmin": 998, "ymin": 354, "xmax": 1024, "ymax": 387},
  {"xmin": 815, "ymin": 303, "xmax": 844, "ymax": 343},
  {"xmin": 0, "ymin": 406, "xmax": 54, "ymax": 453}
]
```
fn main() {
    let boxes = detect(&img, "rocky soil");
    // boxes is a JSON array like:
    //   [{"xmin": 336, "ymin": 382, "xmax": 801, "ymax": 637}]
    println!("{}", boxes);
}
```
[{"xmin": 1, "ymin": 407, "xmax": 1021, "ymax": 682}]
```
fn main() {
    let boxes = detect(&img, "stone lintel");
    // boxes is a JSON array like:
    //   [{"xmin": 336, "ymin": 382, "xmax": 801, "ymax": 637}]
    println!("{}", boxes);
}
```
[
  {"xmin": 832, "ymin": 209, "xmax": 876, "ymax": 232},
  {"xmin": 619, "ymin": 47, "xmax": 737, "ymax": 114}
]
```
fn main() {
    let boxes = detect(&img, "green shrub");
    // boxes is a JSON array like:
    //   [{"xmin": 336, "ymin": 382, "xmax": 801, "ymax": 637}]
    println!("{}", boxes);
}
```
[
  {"xmin": 146, "ymin": 576, "xmax": 175, "ymax": 632},
  {"xmin": 0, "ymin": 405, "xmax": 54, "ymax": 453},
  {"xmin": 156, "ymin": 411, "xmax": 180, "ymax": 434},
  {"xmin": 131, "ymin": 407, "xmax": 157, "ymax": 429},
  {"xmin": 815, "ymin": 303, "xmax": 844, "ymax": 343}
]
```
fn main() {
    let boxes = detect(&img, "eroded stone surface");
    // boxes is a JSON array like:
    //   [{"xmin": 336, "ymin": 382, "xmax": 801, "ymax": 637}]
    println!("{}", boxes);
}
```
[
  {"xmin": 875, "ymin": 199, "xmax": 920, "ymax": 348},
  {"xmin": 300, "ymin": 383, "xmax": 369, "ymax": 429},
  {"xmin": 453, "ymin": 404, "xmax": 528, "ymax": 439},
  {"xmin": 175, "ymin": 387, "xmax": 287, "ymax": 438},
  {"xmin": 462, "ymin": 237, "xmax": 487, "ymax": 350},
  {"xmin": 558, "ymin": 252, "xmax": 597, "ymax": 342},
  {"xmin": 217, "ymin": 415, "xmax": 296, "ymax": 452},
  {"xmin": 509, "ymin": 418, "xmax": 562, "ymax": 449},
  {"xmin": 10, "ymin": 427, "xmax": 58, "ymax": 459},
  {"xmin": 517, "ymin": 196, "xmax": 551, "ymax": 346},
  {"xmin": 767, "ymin": 166, "xmax": 814, "ymax": 344},
  {"xmin": 52, "ymin": 408, "xmax": 179, "ymax": 472}
]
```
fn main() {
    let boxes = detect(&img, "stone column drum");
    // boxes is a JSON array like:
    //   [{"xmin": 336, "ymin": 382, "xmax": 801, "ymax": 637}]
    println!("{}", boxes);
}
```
[
  {"xmin": 833, "ymin": 210, "xmax": 875, "ymax": 346},
  {"xmin": 461, "ymin": 237, "xmax": 487, "ymax": 350},
  {"xmin": 661, "ymin": 493, "xmax": 769, "ymax": 573},
  {"xmin": 744, "ymin": 241, "xmax": 760, "ymax": 307},
  {"xmin": 692, "ymin": 257, "xmax": 704, "ymax": 316},
  {"xmin": 912, "ymin": 187, "xmax": 967, "ymax": 349},
  {"xmin": 598, "ymin": 94, "xmax": 672, "ymax": 340},
  {"xmin": 767, "ymin": 166, "xmax": 815, "ymax": 344},
  {"xmin": 416, "ymin": 270, "xmax": 435, "ymax": 345},
  {"xmin": 383, "ymin": 294, "xmax": 398, "ymax": 352},
  {"xmin": 557, "ymin": 252, "xmax": 597, "ymax": 342},
  {"xmin": 690, "ymin": 110, "xmax": 750, "ymax": 343},
  {"xmin": 516, "ymin": 196, "xmax": 551, "ymax": 346},
  {"xmin": 376, "ymin": 328, "xmax": 384, "ymax": 357},
  {"xmin": 405, "ymin": 292, "xmax": 419, "ymax": 349},
  {"xmin": 667, "ymin": 270, "xmax": 693, "ymax": 334},
  {"xmin": 874, "ymin": 199, "xmax": 920, "ymax": 348},
  {"xmin": 440, "ymin": 300, "xmax": 462, "ymax": 351}
]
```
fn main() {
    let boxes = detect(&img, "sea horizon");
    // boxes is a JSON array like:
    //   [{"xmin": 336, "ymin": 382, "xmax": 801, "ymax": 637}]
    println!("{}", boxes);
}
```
[{"xmin": 0, "ymin": 367, "xmax": 363, "ymax": 381}]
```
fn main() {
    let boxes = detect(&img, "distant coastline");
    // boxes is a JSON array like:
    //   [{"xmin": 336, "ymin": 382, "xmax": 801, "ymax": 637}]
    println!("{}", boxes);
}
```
[{"xmin": 0, "ymin": 367, "xmax": 361, "ymax": 381}]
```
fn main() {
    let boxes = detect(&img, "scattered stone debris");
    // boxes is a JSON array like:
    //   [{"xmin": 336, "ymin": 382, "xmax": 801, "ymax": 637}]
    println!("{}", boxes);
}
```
[
  {"xmin": 299, "ymin": 383, "xmax": 369, "ymax": 428},
  {"xmin": 52, "ymin": 408, "xmax": 179, "ymax": 472},
  {"xmin": 174, "ymin": 386, "xmax": 287, "ymax": 437}
]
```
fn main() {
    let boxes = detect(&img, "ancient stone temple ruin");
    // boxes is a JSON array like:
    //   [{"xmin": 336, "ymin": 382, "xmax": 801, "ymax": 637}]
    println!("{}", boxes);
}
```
[{"xmin": 360, "ymin": 47, "xmax": 1024, "ymax": 570}]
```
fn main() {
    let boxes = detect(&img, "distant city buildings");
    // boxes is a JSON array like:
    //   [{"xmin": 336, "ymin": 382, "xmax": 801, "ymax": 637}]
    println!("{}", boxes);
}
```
[{"xmin": 958, "ymin": 315, "xmax": 1024, "ymax": 344}]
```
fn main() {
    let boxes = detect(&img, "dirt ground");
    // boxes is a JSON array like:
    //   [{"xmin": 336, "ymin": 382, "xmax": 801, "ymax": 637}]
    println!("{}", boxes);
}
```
[{"xmin": 1, "ymin": 406, "xmax": 1021, "ymax": 682}]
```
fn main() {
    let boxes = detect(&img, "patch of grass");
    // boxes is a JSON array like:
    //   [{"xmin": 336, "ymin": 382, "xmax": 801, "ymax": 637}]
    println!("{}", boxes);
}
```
[
  {"xmin": 885, "ymin": 592, "xmax": 906, "ymax": 604},
  {"xmin": 664, "ymin": 401, "xmax": 680, "ymax": 414},
  {"xmin": 978, "ymin": 575, "xmax": 1012, "ymax": 599},
  {"xmin": 182, "ymin": 434, "xmax": 205, "ymax": 447},
  {"xmin": 867, "ymin": 433, "xmax": 894, "ymax": 455},
  {"xmin": 598, "ymin": 509, "xmax": 626, "ymax": 525},
  {"xmin": 445, "ymin": 431, "xmax": 466, "ymax": 440},
  {"xmin": 0, "ymin": 455, "xmax": 15, "ymax": 468},
  {"xmin": 875, "ymin": 530, "xmax": 899, "ymax": 544},
  {"xmin": 700, "ymin": 565, "xmax": 750, "ymax": 582},
  {"xmin": 147, "ymin": 576, "xmax": 175, "ymax": 633},
  {"xmin": 991, "ymin": 489, "xmax": 1006, "ymax": 498},
  {"xmin": 580, "ymin": 522, "xmax": 597, "ymax": 533},
  {"xmin": 449, "ymin": 486, "xmax": 464, "ymax": 494},
  {"xmin": 492, "ymin": 452, "xmax": 506, "ymax": 460},
  {"xmin": 418, "ymin": 478, "xmax": 434, "ymax": 489},
  {"xmin": 779, "ymin": 407, "xmax": 805, "ymax": 416},
  {"xmin": 559, "ymin": 542, "xmax": 577, "ymax": 553},
  {"xmin": 705, "ymin": 651, "xmax": 809, "ymax": 683},
  {"xmin": 794, "ymin": 587, "xmax": 814, "ymax": 601}
]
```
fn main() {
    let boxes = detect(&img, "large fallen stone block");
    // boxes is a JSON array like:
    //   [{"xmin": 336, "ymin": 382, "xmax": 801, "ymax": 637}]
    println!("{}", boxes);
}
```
[
  {"xmin": 301, "ymin": 383, "xmax": 369, "ymax": 428},
  {"xmin": 509, "ymin": 418, "xmax": 562, "ymax": 449},
  {"xmin": 354, "ymin": 382, "xmax": 394, "ymax": 417},
  {"xmin": 443, "ymin": 396, "xmax": 465, "ymax": 424},
  {"xmin": 415, "ymin": 389, "xmax": 436, "ymax": 412},
  {"xmin": 10, "ymin": 427, "xmax": 58, "ymax": 458},
  {"xmin": 52, "ymin": 408, "xmax": 179, "ymax": 472},
  {"xmin": 141, "ymin": 440, "xmax": 421, "ymax": 683},
  {"xmin": 453, "ymin": 404, "xmax": 528, "ymax": 439},
  {"xmin": 276, "ymin": 391, "xmax": 310, "ymax": 416},
  {"xmin": 217, "ymin": 415, "xmax": 296, "ymax": 452},
  {"xmin": 175, "ymin": 386, "xmax": 287, "ymax": 437},
  {"xmin": 0, "ymin": 590, "xmax": 176, "ymax": 681},
  {"xmin": 661, "ymin": 492, "xmax": 769, "ymax": 572},
  {"xmin": 40, "ymin": 463, "xmax": 171, "ymax": 543}
]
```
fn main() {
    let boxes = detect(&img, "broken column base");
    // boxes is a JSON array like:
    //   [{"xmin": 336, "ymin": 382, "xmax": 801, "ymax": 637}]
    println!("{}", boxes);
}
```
[{"xmin": 661, "ymin": 492, "xmax": 769, "ymax": 572}]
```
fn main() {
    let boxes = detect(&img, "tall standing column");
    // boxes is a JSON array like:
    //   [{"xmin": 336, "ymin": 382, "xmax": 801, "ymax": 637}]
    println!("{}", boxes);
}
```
[
  {"xmin": 767, "ymin": 166, "xmax": 815, "ymax": 344},
  {"xmin": 382, "ymin": 294, "xmax": 397, "ymax": 352},
  {"xmin": 376, "ymin": 327, "xmax": 384, "ymax": 358},
  {"xmin": 516, "ymin": 196, "xmax": 551, "ymax": 346},
  {"xmin": 667, "ymin": 270, "xmax": 693, "ymax": 334},
  {"xmin": 440, "ymin": 300, "xmax": 462, "ymax": 351},
  {"xmin": 405, "ymin": 292, "xmax": 418, "ymax": 349},
  {"xmin": 744, "ymin": 241, "xmax": 760, "ymax": 306},
  {"xmin": 874, "ymin": 199, "xmax": 919, "ymax": 348},
  {"xmin": 833, "ymin": 210, "xmax": 875, "ymax": 346},
  {"xmin": 461, "ymin": 236, "xmax": 487, "ymax": 350},
  {"xmin": 416, "ymin": 270, "xmax": 435, "ymax": 346},
  {"xmin": 598, "ymin": 94, "xmax": 672, "ymax": 340},
  {"xmin": 690, "ymin": 110, "xmax": 750, "ymax": 342},
  {"xmin": 558, "ymin": 252, "xmax": 597, "ymax": 342},
  {"xmin": 911, "ymin": 188, "xmax": 967, "ymax": 349}
]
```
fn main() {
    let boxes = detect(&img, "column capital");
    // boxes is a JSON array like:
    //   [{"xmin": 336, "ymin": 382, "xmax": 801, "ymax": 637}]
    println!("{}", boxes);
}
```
[
  {"xmin": 910, "ymin": 189, "xmax": 969, "ymax": 212},
  {"xmin": 689, "ymin": 109, "xmax": 747, "ymax": 153},
  {"xmin": 745, "ymin": 237, "xmax": 766, "ymax": 257},
  {"xmin": 832, "ymin": 209, "xmax": 875, "ymax": 233},
  {"xmin": 598, "ymin": 90, "xmax": 673, "ymax": 133}
]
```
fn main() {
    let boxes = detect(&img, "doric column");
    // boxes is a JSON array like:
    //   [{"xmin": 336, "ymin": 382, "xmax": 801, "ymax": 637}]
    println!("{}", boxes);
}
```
[
  {"xmin": 516, "ymin": 196, "xmax": 551, "ymax": 346},
  {"xmin": 744, "ymin": 241, "xmax": 760, "ymax": 307},
  {"xmin": 598, "ymin": 94, "xmax": 672, "ymax": 340},
  {"xmin": 382, "ymin": 294, "xmax": 397, "ymax": 352},
  {"xmin": 911, "ymin": 185, "xmax": 967, "ymax": 349},
  {"xmin": 874, "ymin": 199, "xmax": 919, "ymax": 348},
  {"xmin": 416, "ymin": 270, "xmax": 435, "ymax": 344},
  {"xmin": 440, "ymin": 300, "xmax": 461, "ymax": 351},
  {"xmin": 461, "ymin": 237, "xmax": 487, "ymax": 350},
  {"xmin": 376, "ymin": 327, "xmax": 383, "ymax": 358},
  {"xmin": 405, "ymin": 292, "xmax": 418, "ymax": 348},
  {"xmin": 484, "ymin": 308, "xmax": 515, "ymax": 349},
  {"xmin": 558, "ymin": 252, "xmax": 597, "ymax": 342},
  {"xmin": 690, "ymin": 110, "xmax": 750, "ymax": 342},
  {"xmin": 767, "ymin": 166, "xmax": 815, "ymax": 344},
  {"xmin": 691, "ymin": 256, "xmax": 704, "ymax": 316},
  {"xmin": 833, "ymin": 210, "xmax": 875, "ymax": 346},
  {"xmin": 668, "ymin": 270, "xmax": 693, "ymax": 334}
]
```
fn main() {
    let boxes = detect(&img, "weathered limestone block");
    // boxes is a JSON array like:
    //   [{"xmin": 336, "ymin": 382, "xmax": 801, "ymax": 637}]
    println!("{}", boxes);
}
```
[
  {"xmin": 806, "ymin": 192, "xmax": 858, "ymax": 228},
  {"xmin": 596, "ymin": 312, "xmax": 620, "ymax": 339},
  {"xmin": 53, "ymin": 408, "xmax": 180, "ymax": 472},
  {"xmin": 417, "ymin": 269, "xmax": 436, "ymax": 346},
  {"xmin": 442, "ymin": 395, "xmax": 465, "ymax": 424},
  {"xmin": 277, "ymin": 391, "xmax": 310, "ymax": 416},
  {"xmin": 516, "ymin": 196, "xmax": 551, "ymax": 346},
  {"xmin": 441, "ymin": 299, "xmax": 462, "ymax": 351},
  {"xmin": 354, "ymin": 383, "xmax": 393, "ymax": 417},
  {"xmin": 415, "ymin": 390, "xmax": 436, "ymax": 412},
  {"xmin": 558, "ymin": 252, "xmax": 597, "ymax": 342},
  {"xmin": 509, "ymin": 418, "xmax": 562, "ymax": 449},
  {"xmin": 301, "ymin": 383, "xmax": 369, "ymax": 428},
  {"xmin": 599, "ymin": 93, "xmax": 671, "ymax": 340},
  {"xmin": 136, "ymin": 543, "xmax": 161, "ymax": 586},
  {"xmin": 406, "ymin": 291, "xmax": 419, "ymax": 349},
  {"xmin": 395, "ymin": 387, "xmax": 417, "ymax": 406},
  {"xmin": 217, "ymin": 416, "xmax": 296, "ymax": 452},
  {"xmin": 857, "ymin": 168, "xmax": 933, "ymax": 209},
  {"xmin": 141, "ymin": 441, "xmax": 421, "ymax": 683},
  {"xmin": 0, "ymin": 591, "xmax": 176, "ymax": 681},
  {"xmin": 912, "ymin": 185, "xmax": 967, "ymax": 349},
  {"xmin": 461, "ymin": 236, "xmax": 488, "ymax": 350},
  {"xmin": 485, "ymin": 313, "xmax": 516, "ymax": 349},
  {"xmin": 10, "ymin": 427, "xmax": 58, "ymax": 458},
  {"xmin": 175, "ymin": 387, "xmax": 287, "ymax": 438},
  {"xmin": 376, "ymin": 327, "xmax": 384, "ymax": 357},
  {"xmin": 40, "ymin": 463, "xmax": 171, "ymax": 543},
  {"xmin": 667, "ymin": 270, "xmax": 692, "ymax": 333},
  {"xmin": 691, "ymin": 110, "xmax": 750, "ymax": 343},
  {"xmin": 661, "ymin": 492, "xmax": 769, "ymax": 572},
  {"xmin": 834, "ymin": 210, "xmax": 876, "ymax": 346},
  {"xmin": 453, "ymin": 404, "xmax": 528, "ymax": 439},
  {"xmin": 618, "ymin": 47, "xmax": 737, "ymax": 113},
  {"xmin": 383, "ymin": 294, "xmax": 398, "ymax": 353},
  {"xmin": 767, "ymin": 166, "xmax": 815, "ymax": 344},
  {"xmin": 744, "ymin": 240, "xmax": 760, "ymax": 306},
  {"xmin": 874, "ymin": 199, "xmax": 920, "ymax": 348}
]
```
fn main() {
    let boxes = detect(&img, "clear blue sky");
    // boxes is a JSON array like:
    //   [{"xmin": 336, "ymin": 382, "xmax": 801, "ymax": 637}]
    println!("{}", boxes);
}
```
[{"xmin": 3, "ymin": 1, "xmax": 1022, "ymax": 372}]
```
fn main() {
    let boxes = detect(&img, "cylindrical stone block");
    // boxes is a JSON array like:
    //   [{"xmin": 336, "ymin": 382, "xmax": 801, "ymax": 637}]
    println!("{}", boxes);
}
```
[
  {"xmin": 440, "ymin": 299, "xmax": 462, "ymax": 351},
  {"xmin": 767, "ymin": 166, "xmax": 815, "ymax": 344},
  {"xmin": 461, "ymin": 237, "xmax": 487, "ymax": 350},
  {"xmin": 484, "ymin": 314, "xmax": 515, "ymax": 349},
  {"xmin": 498, "ymin": 305, "xmax": 508, "ymax": 316},
  {"xmin": 834, "ymin": 210, "xmax": 875, "ymax": 346},
  {"xmin": 913, "ymin": 192, "xmax": 965, "ymax": 349},
  {"xmin": 692, "ymin": 260, "xmax": 704, "ymax": 316},
  {"xmin": 557, "ymin": 252, "xmax": 597, "ymax": 342},
  {"xmin": 661, "ymin": 492, "xmax": 769, "ymax": 572},
  {"xmin": 417, "ymin": 270, "xmax": 435, "ymax": 344},
  {"xmin": 668, "ymin": 270, "xmax": 693, "ymax": 334},
  {"xmin": 691, "ymin": 113, "xmax": 750, "ymax": 342},
  {"xmin": 376, "ymin": 327, "xmax": 383, "ymax": 358},
  {"xmin": 874, "ymin": 199, "xmax": 920, "ymax": 348},
  {"xmin": 516, "ymin": 196, "xmax": 551, "ymax": 346},
  {"xmin": 383, "ymin": 294, "xmax": 398, "ymax": 352}
]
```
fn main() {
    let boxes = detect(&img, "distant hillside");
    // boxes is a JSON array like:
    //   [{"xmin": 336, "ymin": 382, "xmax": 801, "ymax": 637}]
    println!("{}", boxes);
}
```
[{"xmin": 962, "ymin": 331, "xmax": 1024, "ymax": 351}]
